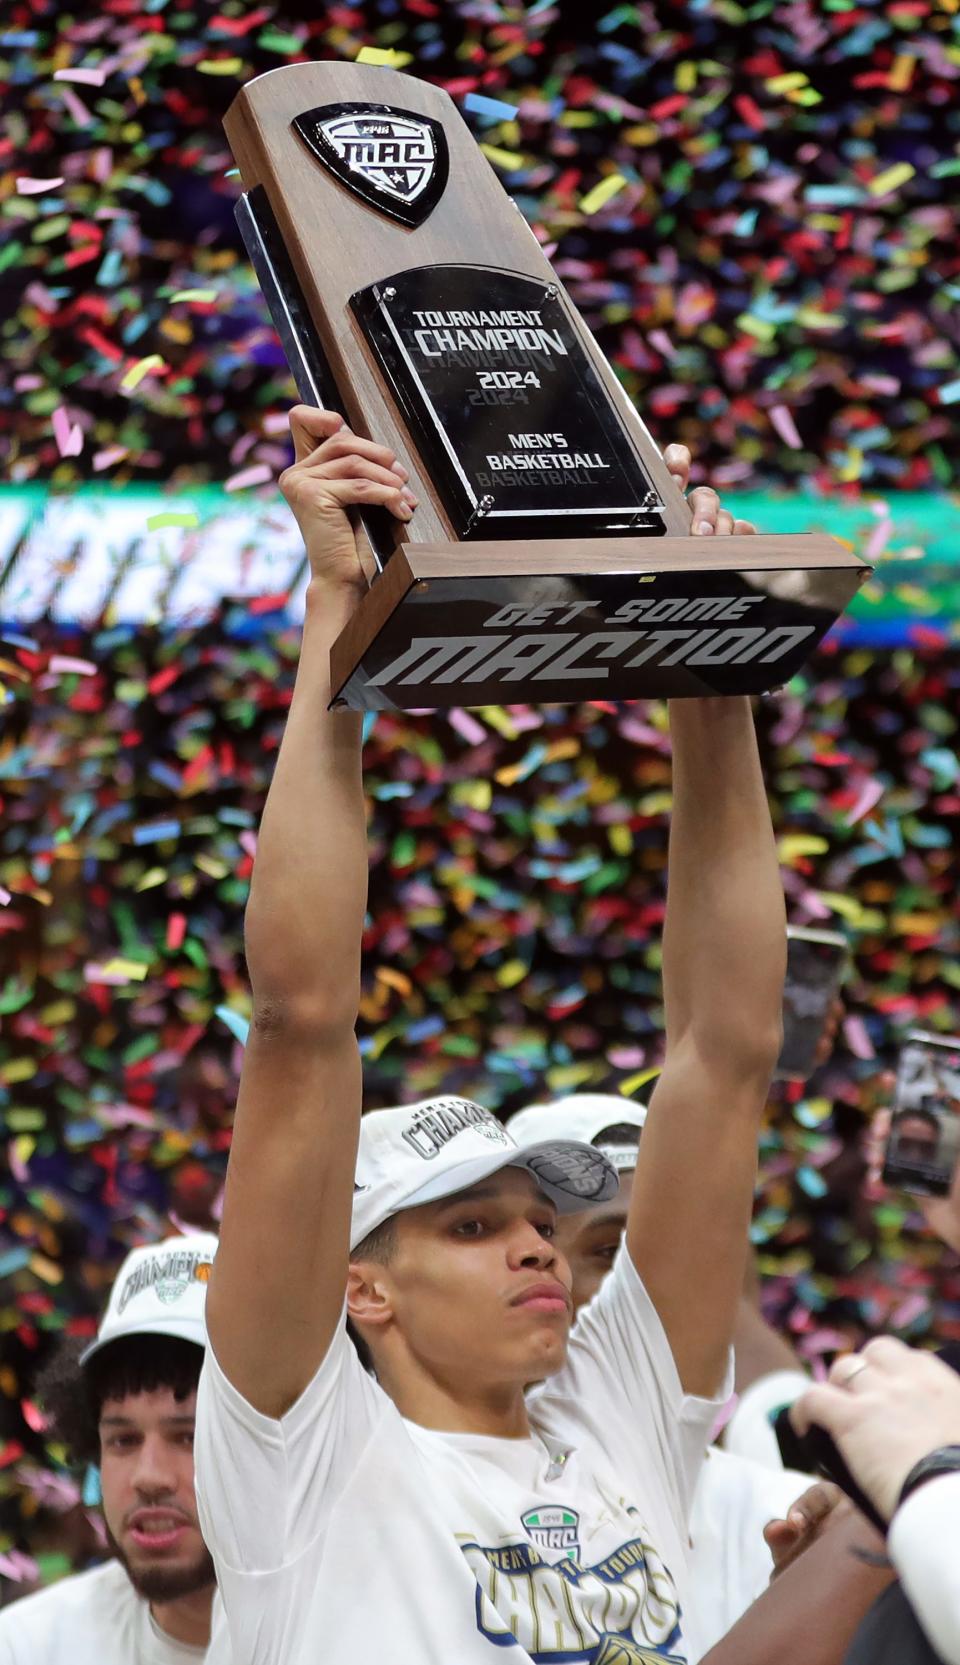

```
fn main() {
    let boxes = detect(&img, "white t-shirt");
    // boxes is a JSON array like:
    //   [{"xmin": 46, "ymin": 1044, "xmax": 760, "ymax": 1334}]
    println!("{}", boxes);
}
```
[
  {"xmin": 687, "ymin": 1445, "xmax": 809, "ymax": 1656},
  {"xmin": 888, "ymin": 1471, "xmax": 960, "ymax": 1665},
  {"xmin": 0, "ymin": 1560, "xmax": 226, "ymax": 1665},
  {"xmin": 195, "ymin": 1245, "xmax": 728, "ymax": 1665},
  {"xmin": 721, "ymin": 1369, "xmax": 809, "ymax": 1470}
]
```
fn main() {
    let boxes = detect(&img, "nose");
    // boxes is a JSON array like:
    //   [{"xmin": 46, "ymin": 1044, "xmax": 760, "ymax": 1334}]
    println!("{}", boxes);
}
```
[
  {"xmin": 508, "ymin": 1221, "xmax": 557, "ymax": 1271},
  {"xmin": 131, "ymin": 1433, "xmax": 178, "ymax": 1500}
]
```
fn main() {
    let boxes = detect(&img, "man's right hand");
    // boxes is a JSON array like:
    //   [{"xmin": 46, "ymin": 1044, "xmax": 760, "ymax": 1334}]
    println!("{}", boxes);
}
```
[{"xmin": 279, "ymin": 406, "xmax": 417, "ymax": 595}]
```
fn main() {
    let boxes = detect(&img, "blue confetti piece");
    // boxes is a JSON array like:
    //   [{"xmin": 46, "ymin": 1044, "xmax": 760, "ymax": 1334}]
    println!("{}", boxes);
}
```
[
  {"xmin": 132, "ymin": 819, "xmax": 181, "ymax": 845},
  {"xmin": 0, "ymin": 1247, "xmax": 31, "ymax": 1277},
  {"xmin": 362, "ymin": 713, "xmax": 377, "ymax": 745},
  {"xmin": 464, "ymin": 92, "xmax": 519, "ymax": 122},
  {"xmin": 797, "ymin": 1166, "xmax": 829, "ymax": 1199},
  {"xmin": 82, "ymin": 1466, "xmax": 102, "ymax": 1507},
  {"xmin": 216, "ymin": 1005, "xmax": 250, "ymax": 1046}
]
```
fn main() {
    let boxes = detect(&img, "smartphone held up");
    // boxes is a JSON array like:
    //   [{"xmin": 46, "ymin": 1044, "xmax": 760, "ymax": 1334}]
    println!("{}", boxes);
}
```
[{"xmin": 881, "ymin": 1031, "xmax": 960, "ymax": 1198}]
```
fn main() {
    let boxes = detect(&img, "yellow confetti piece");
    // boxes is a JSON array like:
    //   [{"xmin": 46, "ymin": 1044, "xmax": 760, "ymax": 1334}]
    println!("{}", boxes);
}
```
[
  {"xmin": 120, "ymin": 353, "xmax": 166, "ymax": 391},
  {"xmin": 356, "ymin": 46, "xmax": 413, "ymax": 67},
  {"xmin": 29, "ymin": 1253, "xmax": 63, "ymax": 1285},
  {"xmin": 623, "ymin": 124, "xmax": 659, "ymax": 145},
  {"xmin": 453, "ymin": 780, "xmax": 493, "ymax": 810},
  {"xmin": 736, "ymin": 313, "xmax": 777, "ymax": 342},
  {"xmin": 813, "ymin": 894, "xmax": 883, "ymax": 931},
  {"xmin": 892, "ymin": 912, "xmax": 942, "ymax": 935},
  {"xmin": 13, "ymin": 1134, "xmax": 36, "ymax": 1163},
  {"xmin": 579, "ymin": 173, "xmax": 628, "ymax": 215},
  {"xmin": 620, "ymin": 1067, "xmax": 661, "ymax": 1097},
  {"xmin": 480, "ymin": 144, "xmax": 527, "ymax": 170},
  {"xmin": 39, "ymin": 999, "xmax": 75, "ymax": 1025},
  {"xmin": 169, "ymin": 289, "xmax": 218, "ymax": 303},
  {"xmin": 545, "ymin": 1063, "xmax": 597, "ymax": 1092},
  {"xmin": 376, "ymin": 966, "xmax": 413, "ymax": 997},
  {"xmin": 889, "ymin": 55, "xmax": 916, "ymax": 89},
  {"xmin": 765, "ymin": 72, "xmax": 808, "ymax": 91},
  {"xmin": 836, "ymin": 447, "xmax": 864, "ymax": 483},
  {"xmin": 100, "ymin": 957, "xmax": 150, "ymax": 981},
  {"xmin": 795, "ymin": 308, "xmax": 844, "ymax": 329},
  {"xmin": 496, "ymin": 960, "xmax": 528, "ymax": 988},
  {"xmin": 676, "ymin": 61, "xmax": 698, "ymax": 92},
  {"xmin": 146, "ymin": 511, "xmax": 201, "ymax": 531},
  {"xmin": 778, "ymin": 834, "xmax": 830, "ymax": 861},
  {"xmin": 609, "ymin": 824, "xmax": 634, "ymax": 857},
  {"xmin": 2, "ymin": 1059, "xmax": 38, "ymax": 1084},
  {"xmin": 197, "ymin": 57, "xmax": 244, "ymax": 75},
  {"xmin": 135, "ymin": 867, "xmax": 168, "ymax": 892},
  {"xmin": 195, "ymin": 854, "xmax": 229, "ymax": 879},
  {"xmin": 868, "ymin": 163, "xmax": 916, "ymax": 197},
  {"xmin": 477, "ymin": 706, "xmax": 518, "ymax": 740}
]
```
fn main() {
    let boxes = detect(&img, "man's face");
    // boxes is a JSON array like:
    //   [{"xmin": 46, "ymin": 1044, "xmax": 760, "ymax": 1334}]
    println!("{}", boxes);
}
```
[
  {"xmin": 353, "ymin": 1167, "xmax": 574, "ymax": 1387},
  {"xmin": 98, "ymin": 1387, "xmax": 214, "ymax": 1602},
  {"xmin": 895, "ymin": 1114, "xmax": 940, "ymax": 1166},
  {"xmin": 552, "ymin": 1169, "xmax": 634, "ymax": 1315}
]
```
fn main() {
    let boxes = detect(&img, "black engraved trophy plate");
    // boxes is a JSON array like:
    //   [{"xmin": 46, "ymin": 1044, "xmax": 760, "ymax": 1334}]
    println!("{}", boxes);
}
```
[
  {"xmin": 333, "ymin": 564, "xmax": 850, "ymax": 711},
  {"xmin": 351, "ymin": 266, "xmax": 666, "ymax": 541},
  {"xmin": 293, "ymin": 102, "xmax": 449, "ymax": 228}
]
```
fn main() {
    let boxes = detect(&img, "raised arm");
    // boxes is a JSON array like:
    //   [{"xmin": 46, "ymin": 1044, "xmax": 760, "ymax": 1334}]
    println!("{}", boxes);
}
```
[
  {"xmin": 205, "ymin": 408, "xmax": 415, "ymax": 1418},
  {"xmin": 627, "ymin": 657, "xmax": 786, "ymax": 1394}
]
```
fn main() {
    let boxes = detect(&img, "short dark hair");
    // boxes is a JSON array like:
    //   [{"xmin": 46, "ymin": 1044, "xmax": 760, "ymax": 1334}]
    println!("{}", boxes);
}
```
[
  {"xmin": 593, "ymin": 1122, "xmax": 642, "ymax": 1153},
  {"xmin": 36, "ymin": 1333, "xmax": 204, "ymax": 1467},
  {"xmin": 347, "ymin": 1215, "xmax": 398, "ymax": 1373}
]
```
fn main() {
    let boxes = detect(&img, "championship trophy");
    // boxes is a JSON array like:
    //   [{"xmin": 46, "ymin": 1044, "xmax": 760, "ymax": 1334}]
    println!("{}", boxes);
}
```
[{"xmin": 224, "ymin": 64, "xmax": 868, "ymax": 711}]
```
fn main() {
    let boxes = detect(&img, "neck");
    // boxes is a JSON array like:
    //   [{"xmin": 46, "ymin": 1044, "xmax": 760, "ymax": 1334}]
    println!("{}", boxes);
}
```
[
  {"xmin": 375, "ymin": 1354, "xmax": 533, "ymax": 1438},
  {"xmin": 150, "ymin": 1584, "xmax": 214, "ymax": 1649}
]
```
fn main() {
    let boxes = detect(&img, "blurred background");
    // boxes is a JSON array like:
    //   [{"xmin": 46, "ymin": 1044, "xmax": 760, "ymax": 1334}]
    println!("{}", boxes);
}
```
[{"xmin": 1, "ymin": 0, "xmax": 960, "ymax": 1593}]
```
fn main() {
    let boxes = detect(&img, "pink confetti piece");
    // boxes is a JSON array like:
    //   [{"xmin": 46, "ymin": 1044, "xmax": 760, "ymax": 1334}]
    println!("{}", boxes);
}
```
[
  {"xmin": 891, "ymin": 1293, "xmax": 929, "ymax": 1328},
  {"xmin": 49, "ymin": 655, "xmax": 97, "ymax": 676},
  {"xmin": 53, "ymin": 66, "xmax": 107, "ymax": 85},
  {"xmin": 0, "ymin": 887, "xmax": 11, "ymax": 906},
  {"xmin": 95, "ymin": 1102, "xmax": 157, "ymax": 1127},
  {"xmin": 448, "ymin": 708, "xmax": 487, "ymax": 745},
  {"xmin": 52, "ymin": 405, "xmax": 84, "ymax": 458},
  {"xmin": 769, "ymin": 405, "xmax": 804, "ymax": 449},
  {"xmin": 239, "ymin": 830, "xmax": 258, "ymax": 859},
  {"xmin": 844, "ymin": 776, "xmax": 884, "ymax": 825},
  {"xmin": 16, "ymin": 176, "xmax": 65, "ymax": 195},
  {"xmin": 59, "ymin": 87, "xmax": 93, "ymax": 127},
  {"xmin": 843, "ymin": 1014, "xmax": 876, "ymax": 1060},
  {"xmin": 263, "ymin": 411, "xmax": 295, "ymax": 435},
  {"xmin": 93, "ymin": 445, "xmax": 129, "ymax": 471},
  {"xmin": 225, "ymin": 462, "xmax": 273, "ymax": 492},
  {"xmin": 864, "ymin": 517, "xmax": 894, "ymax": 561},
  {"xmin": 799, "ymin": 889, "xmax": 832, "ymax": 919},
  {"xmin": 648, "ymin": 328, "xmax": 678, "ymax": 361},
  {"xmin": 0, "ymin": 1552, "xmax": 40, "ymax": 1584}
]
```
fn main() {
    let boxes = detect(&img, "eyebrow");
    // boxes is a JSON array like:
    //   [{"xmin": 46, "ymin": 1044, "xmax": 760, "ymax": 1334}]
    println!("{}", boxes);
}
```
[
  {"xmin": 100, "ymin": 1414, "xmax": 196, "ymax": 1428},
  {"xmin": 433, "ymin": 1182, "xmax": 554, "ymax": 1212}
]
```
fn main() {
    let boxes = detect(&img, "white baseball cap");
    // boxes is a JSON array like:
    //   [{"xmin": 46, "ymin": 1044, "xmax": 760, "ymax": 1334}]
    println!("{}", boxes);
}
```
[
  {"xmin": 80, "ymin": 1232, "xmax": 218, "ymax": 1367},
  {"xmin": 351, "ymin": 1099, "xmax": 619, "ymax": 1251},
  {"xmin": 507, "ymin": 1094, "xmax": 647, "ymax": 1173}
]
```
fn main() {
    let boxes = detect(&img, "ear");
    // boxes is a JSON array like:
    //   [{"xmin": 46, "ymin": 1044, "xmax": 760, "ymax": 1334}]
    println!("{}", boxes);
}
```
[{"xmin": 346, "ymin": 1260, "xmax": 394, "ymax": 1331}]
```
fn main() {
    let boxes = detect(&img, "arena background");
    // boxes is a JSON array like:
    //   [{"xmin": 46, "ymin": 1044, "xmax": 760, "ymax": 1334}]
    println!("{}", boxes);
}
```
[{"xmin": 2, "ymin": 0, "xmax": 960, "ymax": 1589}]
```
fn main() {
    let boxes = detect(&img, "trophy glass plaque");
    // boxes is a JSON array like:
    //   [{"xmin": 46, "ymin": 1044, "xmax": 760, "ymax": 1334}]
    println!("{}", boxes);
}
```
[{"xmin": 225, "ymin": 64, "xmax": 869, "ymax": 712}]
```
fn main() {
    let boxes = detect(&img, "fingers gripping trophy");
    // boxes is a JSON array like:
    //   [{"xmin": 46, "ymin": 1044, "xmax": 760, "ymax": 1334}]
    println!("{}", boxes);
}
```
[{"xmin": 224, "ymin": 63, "xmax": 870, "ymax": 712}]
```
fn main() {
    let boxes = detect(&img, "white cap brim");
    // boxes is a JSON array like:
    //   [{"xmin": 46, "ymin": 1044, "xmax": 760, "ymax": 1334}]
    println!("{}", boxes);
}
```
[
  {"xmin": 79, "ymin": 1315, "xmax": 207, "ymax": 1368},
  {"xmin": 351, "ymin": 1137, "xmax": 618, "ymax": 1249}
]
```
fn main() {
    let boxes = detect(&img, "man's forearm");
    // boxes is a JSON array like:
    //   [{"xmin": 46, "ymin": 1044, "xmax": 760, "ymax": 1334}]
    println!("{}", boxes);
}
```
[
  {"xmin": 664, "ymin": 696, "xmax": 785, "ymax": 1063},
  {"xmin": 700, "ymin": 1509, "xmax": 893, "ymax": 1665},
  {"xmin": 244, "ymin": 579, "xmax": 366, "ymax": 1018}
]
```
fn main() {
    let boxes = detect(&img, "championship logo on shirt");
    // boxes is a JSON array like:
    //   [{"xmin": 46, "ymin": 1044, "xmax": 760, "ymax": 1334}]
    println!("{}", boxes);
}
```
[
  {"xmin": 522, "ymin": 1505, "xmax": 581, "ymax": 1561},
  {"xmin": 461, "ymin": 1529, "xmax": 684, "ymax": 1664}
]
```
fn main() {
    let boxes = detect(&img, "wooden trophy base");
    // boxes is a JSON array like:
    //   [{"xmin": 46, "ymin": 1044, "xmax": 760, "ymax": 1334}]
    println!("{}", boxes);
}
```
[{"xmin": 329, "ymin": 533, "xmax": 867, "ymax": 711}]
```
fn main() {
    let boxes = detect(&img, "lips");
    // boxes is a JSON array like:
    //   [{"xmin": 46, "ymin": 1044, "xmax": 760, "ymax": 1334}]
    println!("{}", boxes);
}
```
[
  {"xmin": 511, "ymin": 1281, "xmax": 571, "ymax": 1315},
  {"xmin": 126, "ymin": 1509, "xmax": 192, "ymax": 1553}
]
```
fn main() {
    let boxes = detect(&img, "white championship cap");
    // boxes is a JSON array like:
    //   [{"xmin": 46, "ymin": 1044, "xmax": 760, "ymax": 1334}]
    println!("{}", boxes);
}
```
[
  {"xmin": 351, "ymin": 1098, "xmax": 619, "ymax": 1251},
  {"xmin": 80, "ymin": 1232, "xmax": 218, "ymax": 1367},
  {"xmin": 506, "ymin": 1094, "xmax": 647, "ymax": 1173}
]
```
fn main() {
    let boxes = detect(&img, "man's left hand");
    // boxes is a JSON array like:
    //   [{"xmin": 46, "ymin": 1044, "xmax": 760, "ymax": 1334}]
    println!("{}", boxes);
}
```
[{"xmin": 791, "ymin": 1338, "xmax": 960, "ymax": 1522}]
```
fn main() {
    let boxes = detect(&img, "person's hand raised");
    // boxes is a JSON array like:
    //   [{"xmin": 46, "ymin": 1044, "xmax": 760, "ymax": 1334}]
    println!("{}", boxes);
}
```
[{"xmin": 279, "ymin": 407, "xmax": 416, "ymax": 597}]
